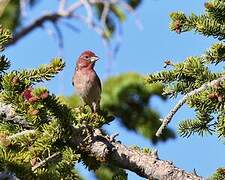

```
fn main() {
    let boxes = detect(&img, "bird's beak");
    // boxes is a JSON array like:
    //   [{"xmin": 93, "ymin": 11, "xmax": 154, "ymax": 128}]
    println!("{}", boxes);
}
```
[{"xmin": 90, "ymin": 56, "xmax": 99, "ymax": 62}]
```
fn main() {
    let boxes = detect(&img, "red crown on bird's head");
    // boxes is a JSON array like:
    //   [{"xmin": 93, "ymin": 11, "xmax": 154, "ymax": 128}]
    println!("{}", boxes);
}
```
[
  {"xmin": 76, "ymin": 50, "xmax": 99, "ymax": 69},
  {"xmin": 79, "ymin": 50, "xmax": 96, "ymax": 58}
]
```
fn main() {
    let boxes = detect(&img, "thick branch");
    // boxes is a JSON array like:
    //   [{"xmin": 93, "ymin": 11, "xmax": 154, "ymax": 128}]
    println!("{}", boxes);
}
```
[
  {"xmin": 7, "ymin": 0, "xmax": 83, "ymax": 46},
  {"xmin": 6, "ymin": 0, "xmax": 133, "ymax": 47},
  {"xmin": 156, "ymin": 75, "xmax": 225, "ymax": 137},
  {"xmin": 71, "ymin": 128, "xmax": 203, "ymax": 180},
  {"xmin": 0, "ymin": 103, "xmax": 203, "ymax": 179},
  {"xmin": 7, "ymin": 13, "xmax": 61, "ymax": 46}
]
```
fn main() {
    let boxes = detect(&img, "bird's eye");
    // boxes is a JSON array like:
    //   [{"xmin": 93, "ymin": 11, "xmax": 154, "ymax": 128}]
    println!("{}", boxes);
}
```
[{"xmin": 85, "ymin": 56, "xmax": 89, "ymax": 59}]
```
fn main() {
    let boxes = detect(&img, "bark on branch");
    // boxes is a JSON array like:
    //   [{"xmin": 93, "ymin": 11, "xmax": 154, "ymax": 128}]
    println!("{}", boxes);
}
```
[
  {"xmin": 70, "ymin": 128, "xmax": 203, "ymax": 180},
  {"xmin": 0, "ymin": 104, "xmax": 203, "ymax": 180},
  {"xmin": 156, "ymin": 74, "xmax": 225, "ymax": 137},
  {"xmin": 7, "ymin": 1, "xmax": 83, "ymax": 46},
  {"xmin": 7, "ymin": 13, "xmax": 62, "ymax": 46}
]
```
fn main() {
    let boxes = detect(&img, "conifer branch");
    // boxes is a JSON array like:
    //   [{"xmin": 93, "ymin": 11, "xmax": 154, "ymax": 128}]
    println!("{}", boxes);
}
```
[
  {"xmin": 0, "ymin": 103, "xmax": 202, "ymax": 179},
  {"xmin": 31, "ymin": 152, "xmax": 61, "ymax": 171},
  {"xmin": 156, "ymin": 74, "xmax": 225, "ymax": 137},
  {"xmin": 8, "ymin": 129, "xmax": 35, "ymax": 139},
  {"xmin": 0, "ymin": 25, "xmax": 12, "ymax": 50},
  {"xmin": 71, "ymin": 128, "xmax": 202, "ymax": 179},
  {"xmin": 2, "ymin": 116, "xmax": 31, "ymax": 129},
  {"xmin": 0, "ymin": 103, "xmax": 32, "ymax": 129}
]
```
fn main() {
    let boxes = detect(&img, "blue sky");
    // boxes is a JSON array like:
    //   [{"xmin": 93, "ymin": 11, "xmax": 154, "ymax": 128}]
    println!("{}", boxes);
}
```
[{"xmin": 4, "ymin": 0, "xmax": 225, "ymax": 179}]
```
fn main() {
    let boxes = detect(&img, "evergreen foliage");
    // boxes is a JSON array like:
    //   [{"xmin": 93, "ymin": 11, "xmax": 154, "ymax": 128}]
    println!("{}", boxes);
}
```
[
  {"xmin": 147, "ymin": 1, "xmax": 225, "ymax": 176},
  {"xmin": 0, "ymin": 0, "xmax": 142, "ymax": 40},
  {"xmin": 0, "ymin": 1, "xmax": 156, "ymax": 177},
  {"xmin": 210, "ymin": 168, "xmax": 225, "ymax": 180},
  {"xmin": 148, "ymin": 1, "xmax": 225, "ymax": 138},
  {"xmin": 0, "ymin": 25, "xmax": 12, "ymax": 51},
  {"xmin": 4, "ymin": 0, "xmax": 225, "ymax": 178},
  {"xmin": 102, "ymin": 73, "xmax": 175, "ymax": 144},
  {"xmin": 94, "ymin": 0, "xmax": 142, "ymax": 39},
  {"xmin": 64, "ymin": 73, "xmax": 175, "ymax": 144},
  {"xmin": 0, "ymin": 0, "xmax": 20, "ymax": 31},
  {"xmin": 95, "ymin": 165, "xmax": 127, "ymax": 180},
  {"xmin": 0, "ymin": 25, "xmax": 113, "ymax": 179}
]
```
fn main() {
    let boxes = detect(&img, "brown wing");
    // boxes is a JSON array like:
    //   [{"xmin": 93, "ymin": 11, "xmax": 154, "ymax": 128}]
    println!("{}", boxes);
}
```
[
  {"xmin": 96, "ymin": 74, "xmax": 102, "ymax": 92},
  {"xmin": 72, "ymin": 71, "xmax": 77, "ymax": 86},
  {"xmin": 72, "ymin": 79, "xmax": 74, "ymax": 86}
]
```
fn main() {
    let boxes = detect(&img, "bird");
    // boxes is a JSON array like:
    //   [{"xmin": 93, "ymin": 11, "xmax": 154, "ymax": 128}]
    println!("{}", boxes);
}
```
[{"xmin": 72, "ymin": 50, "xmax": 101, "ymax": 113}]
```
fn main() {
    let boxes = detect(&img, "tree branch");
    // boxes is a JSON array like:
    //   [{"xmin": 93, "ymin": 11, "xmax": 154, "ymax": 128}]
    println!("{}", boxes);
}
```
[
  {"xmin": 0, "ymin": 103, "xmax": 32, "ymax": 129},
  {"xmin": 6, "ymin": 0, "xmax": 83, "ymax": 46},
  {"xmin": 7, "ymin": 13, "xmax": 62, "ymax": 46},
  {"xmin": 59, "ymin": 0, "xmax": 67, "ymax": 12},
  {"xmin": 81, "ymin": 0, "xmax": 94, "ymax": 27},
  {"xmin": 0, "ymin": 103, "xmax": 203, "ymax": 179},
  {"xmin": 32, "ymin": 152, "xmax": 61, "ymax": 171},
  {"xmin": 101, "ymin": 2, "xmax": 110, "ymax": 27},
  {"xmin": 8, "ymin": 129, "xmax": 35, "ymax": 139},
  {"xmin": 156, "ymin": 74, "xmax": 225, "ymax": 137},
  {"xmin": 70, "ymin": 128, "xmax": 203, "ymax": 179},
  {"xmin": 6, "ymin": 0, "xmax": 130, "ymax": 48}
]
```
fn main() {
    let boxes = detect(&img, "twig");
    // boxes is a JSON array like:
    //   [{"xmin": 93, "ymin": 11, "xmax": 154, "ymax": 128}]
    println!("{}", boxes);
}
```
[
  {"xmin": 1, "ymin": 116, "xmax": 32, "ymax": 129},
  {"xmin": 80, "ymin": 0, "xmax": 94, "ymax": 27},
  {"xmin": 89, "ymin": 0, "xmax": 103, "ymax": 4},
  {"xmin": 61, "ymin": 21, "xmax": 80, "ymax": 33},
  {"xmin": 0, "ymin": 103, "xmax": 32, "ymax": 129},
  {"xmin": 52, "ymin": 22, "xmax": 64, "ymax": 52},
  {"xmin": 101, "ymin": 2, "xmax": 110, "ymax": 27},
  {"xmin": 71, "ymin": 14, "xmax": 104, "ymax": 35},
  {"xmin": 67, "ymin": 1, "xmax": 83, "ymax": 13},
  {"xmin": 7, "ymin": 1, "xmax": 83, "ymax": 47},
  {"xmin": 156, "ymin": 75, "xmax": 225, "ymax": 137},
  {"xmin": 9, "ymin": 130, "xmax": 35, "ymax": 139},
  {"xmin": 20, "ymin": 0, "xmax": 29, "ymax": 17},
  {"xmin": 6, "ymin": 0, "xmax": 121, "ymax": 49},
  {"xmin": 120, "ymin": 1, "xmax": 143, "ymax": 30},
  {"xmin": 32, "ymin": 152, "xmax": 60, "ymax": 171},
  {"xmin": 0, "ymin": 102, "xmax": 203, "ymax": 179},
  {"xmin": 58, "ymin": 0, "xmax": 67, "ymax": 13},
  {"xmin": 7, "ymin": 13, "xmax": 61, "ymax": 46}
]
